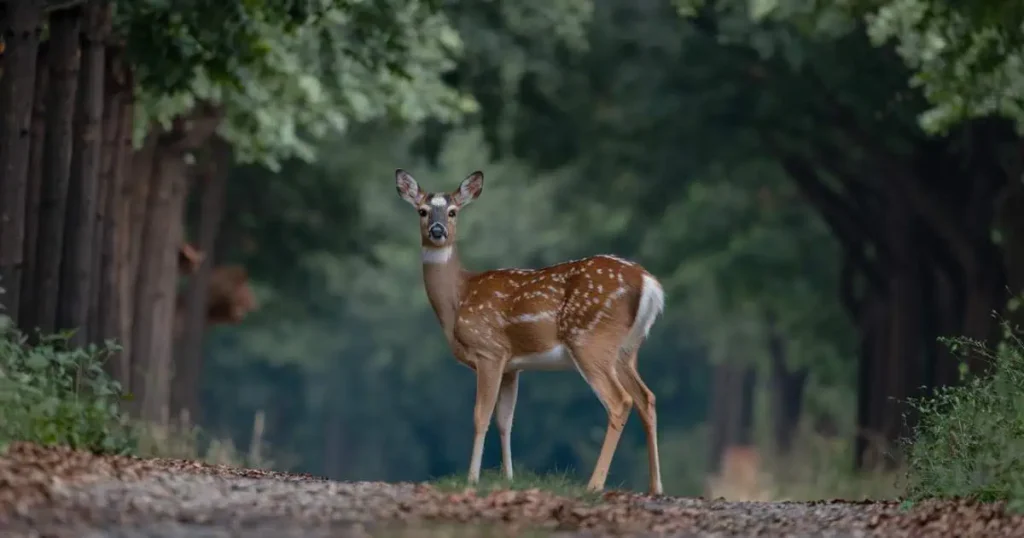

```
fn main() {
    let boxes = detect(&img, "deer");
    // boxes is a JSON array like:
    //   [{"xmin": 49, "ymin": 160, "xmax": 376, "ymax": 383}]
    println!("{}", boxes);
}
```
[{"xmin": 395, "ymin": 169, "xmax": 666, "ymax": 495}]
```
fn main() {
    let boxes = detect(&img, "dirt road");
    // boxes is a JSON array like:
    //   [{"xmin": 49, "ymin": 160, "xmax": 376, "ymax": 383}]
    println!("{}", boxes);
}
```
[{"xmin": 1, "ymin": 443, "xmax": 1019, "ymax": 537}]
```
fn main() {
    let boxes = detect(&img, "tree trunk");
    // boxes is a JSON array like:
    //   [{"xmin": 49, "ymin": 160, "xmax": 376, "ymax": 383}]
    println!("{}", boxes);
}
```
[
  {"xmin": 103, "ymin": 56, "xmax": 134, "ymax": 385},
  {"xmin": 119, "ymin": 133, "xmax": 156, "ymax": 392},
  {"xmin": 94, "ymin": 45, "xmax": 129, "ymax": 369},
  {"xmin": 0, "ymin": 0, "xmax": 42, "ymax": 319},
  {"xmin": 17, "ymin": 42, "xmax": 48, "ymax": 333},
  {"xmin": 32, "ymin": 6, "xmax": 81, "ymax": 333},
  {"xmin": 131, "ymin": 143, "xmax": 190, "ymax": 422},
  {"xmin": 708, "ymin": 361, "xmax": 757, "ymax": 473},
  {"xmin": 171, "ymin": 137, "xmax": 230, "ymax": 424},
  {"xmin": 57, "ymin": 0, "xmax": 109, "ymax": 345},
  {"xmin": 854, "ymin": 287, "xmax": 891, "ymax": 469},
  {"xmin": 765, "ymin": 311, "xmax": 807, "ymax": 457}
]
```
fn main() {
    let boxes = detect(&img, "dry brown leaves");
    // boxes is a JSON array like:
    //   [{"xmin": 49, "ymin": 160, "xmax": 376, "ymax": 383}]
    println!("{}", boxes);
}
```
[
  {"xmin": 0, "ymin": 442, "xmax": 319, "ymax": 521},
  {"xmin": 4, "ymin": 443, "xmax": 1024, "ymax": 537}
]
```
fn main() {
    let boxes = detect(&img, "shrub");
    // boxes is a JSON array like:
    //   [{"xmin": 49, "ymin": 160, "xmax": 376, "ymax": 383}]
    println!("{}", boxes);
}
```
[
  {"xmin": 0, "ymin": 316, "xmax": 134, "ymax": 455},
  {"xmin": 903, "ymin": 321, "xmax": 1024, "ymax": 509}
]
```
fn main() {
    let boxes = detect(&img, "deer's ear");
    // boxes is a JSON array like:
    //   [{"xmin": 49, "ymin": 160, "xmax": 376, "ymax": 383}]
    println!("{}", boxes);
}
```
[
  {"xmin": 395, "ymin": 169, "xmax": 422, "ymax": 207},
  {"xmin": 453, "ymin": 171, "xmax": 484, "ymax": 207}
]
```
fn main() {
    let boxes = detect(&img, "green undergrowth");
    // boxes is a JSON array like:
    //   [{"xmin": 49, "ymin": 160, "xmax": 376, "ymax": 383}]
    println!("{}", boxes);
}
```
[
  {"xmin": 0, "ymin": 316, "xmax": 135, "ymax": 455},
  {"xmin": 903, "ymin": 319, "xmax": 1024, "ymax": 510},
  {"xmin": 431, "ymin": 467, "xmax": 603, "ymax": 502},
  {"xmin": 0, "ymin": 307, "xmax": 271, "ymax": 469}
]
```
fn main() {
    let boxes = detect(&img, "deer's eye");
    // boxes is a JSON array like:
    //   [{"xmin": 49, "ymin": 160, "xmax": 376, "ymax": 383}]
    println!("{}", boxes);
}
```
[
  {"xmin": 418, "ymin": 208, "xmax": 428, "ymax": 217},
  {"xmin": 448, "ymin": 209, "xmax": 457, "ymax": 218}
]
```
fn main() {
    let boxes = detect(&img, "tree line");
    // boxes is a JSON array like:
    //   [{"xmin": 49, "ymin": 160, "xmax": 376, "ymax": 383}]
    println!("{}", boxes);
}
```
[
  {"xmin": 0, "ymin": 0, "xmax": 464, "ymax": 428},
  {"xmin": 1, "ymin": 0, "xmax": 1023, "ymax": 489}
]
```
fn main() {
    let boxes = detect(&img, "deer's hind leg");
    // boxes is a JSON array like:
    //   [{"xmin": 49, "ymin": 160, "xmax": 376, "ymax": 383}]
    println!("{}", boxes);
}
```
[
  {"xmin": 618, "ymin": 351, "xmax": 663, "ymax": 495},
  {"xmin": 495, "ymin": 371, "xmax": 519, "ymax": 480},
  {"xmin": 567, "ymin": 339, "xmax": 633, "ymax": 492}
]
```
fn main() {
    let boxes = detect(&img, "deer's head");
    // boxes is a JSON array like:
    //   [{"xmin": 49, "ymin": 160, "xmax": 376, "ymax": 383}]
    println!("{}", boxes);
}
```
[{"xmin": 395, "ymin": 169, "xmax": 483, "ymax": 249}]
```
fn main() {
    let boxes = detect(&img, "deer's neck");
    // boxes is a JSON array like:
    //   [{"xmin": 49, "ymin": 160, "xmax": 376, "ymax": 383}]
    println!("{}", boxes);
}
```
[{"xmin": 422, "ymin": 245, "xmax": 466, "ymax": 344}]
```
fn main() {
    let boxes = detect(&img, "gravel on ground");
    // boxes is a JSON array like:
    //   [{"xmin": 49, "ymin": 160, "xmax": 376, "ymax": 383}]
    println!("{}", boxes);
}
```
[{"xmin": 1, "ymin": 443, "xmax": 1021, "ymax": 537}]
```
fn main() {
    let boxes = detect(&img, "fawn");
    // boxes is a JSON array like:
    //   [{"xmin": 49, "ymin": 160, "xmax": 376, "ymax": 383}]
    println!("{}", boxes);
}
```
[{"xmin": 395, "ymin": 169, "xmax": 666, "ymax": 494}]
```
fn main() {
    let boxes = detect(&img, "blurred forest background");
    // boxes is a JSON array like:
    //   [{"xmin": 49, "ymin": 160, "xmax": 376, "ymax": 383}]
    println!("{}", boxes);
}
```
[{"xmin": 1, "ymin": 0, "xmax": 1023, "ymax": 499}]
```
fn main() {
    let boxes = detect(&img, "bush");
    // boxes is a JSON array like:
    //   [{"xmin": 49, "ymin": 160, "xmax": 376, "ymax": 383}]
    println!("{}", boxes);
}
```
[
  {"xmin": 0, "ymin": 317, "xmax": 134, "ymax": 455},
  {"xmin": 904, "ymin": 322, "xmax": 1024, "ymax": 509}
]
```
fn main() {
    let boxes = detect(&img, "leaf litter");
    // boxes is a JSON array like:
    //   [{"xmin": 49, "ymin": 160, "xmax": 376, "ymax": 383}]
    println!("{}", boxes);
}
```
[{"xmin": 1, "ymin": 442, "xmax": 1023, "ymax": 537}]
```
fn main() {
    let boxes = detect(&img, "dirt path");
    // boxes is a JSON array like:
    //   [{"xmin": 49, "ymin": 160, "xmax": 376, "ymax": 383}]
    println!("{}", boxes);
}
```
[{"xmin": 1, "ymin": 443, "xmax": 1020, "ymax": 537}]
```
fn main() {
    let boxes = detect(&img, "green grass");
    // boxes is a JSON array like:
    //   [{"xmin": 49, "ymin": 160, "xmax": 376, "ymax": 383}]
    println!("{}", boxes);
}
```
[
  {"xmin": 430, "ymin": 467, "xmax": 603, "ymax": 502},
  {"xmin": 903, "ymin": 318, "xmax": 1024, "ymax": 510}
]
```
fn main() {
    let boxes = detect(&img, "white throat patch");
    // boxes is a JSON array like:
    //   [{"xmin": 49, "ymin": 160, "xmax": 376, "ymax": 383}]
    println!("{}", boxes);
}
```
[{"xmin": 422, "ymin": 246, "xmax": 453, "ymax": 264}]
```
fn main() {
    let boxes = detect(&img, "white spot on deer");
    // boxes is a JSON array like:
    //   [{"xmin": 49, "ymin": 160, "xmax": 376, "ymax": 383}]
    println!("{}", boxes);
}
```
[
  {"xmin": 430, "ymin": 196, "xmax": 447, "ymax": 207},
  {"xmin": 511, "ymin": 311, "xmax": 556, "ymax": 324}
]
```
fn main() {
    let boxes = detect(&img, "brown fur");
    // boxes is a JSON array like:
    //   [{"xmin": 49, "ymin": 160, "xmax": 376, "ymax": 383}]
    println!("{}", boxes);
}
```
[{"xmin": 396, "ymin": 169, "xmax": 665, "ymax": 495}]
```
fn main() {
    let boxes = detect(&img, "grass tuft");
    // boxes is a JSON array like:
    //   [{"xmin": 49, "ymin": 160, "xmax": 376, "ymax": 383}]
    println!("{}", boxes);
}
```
[{"xmin": 431, "ymin": 467, "xmax": 601, "ymax": 501}]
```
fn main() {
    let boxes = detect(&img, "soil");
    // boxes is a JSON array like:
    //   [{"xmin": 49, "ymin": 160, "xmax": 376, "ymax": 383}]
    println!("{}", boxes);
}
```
[{"xmin": 1, "ymin": 443, "xmax": 1021, "ymax": 537}]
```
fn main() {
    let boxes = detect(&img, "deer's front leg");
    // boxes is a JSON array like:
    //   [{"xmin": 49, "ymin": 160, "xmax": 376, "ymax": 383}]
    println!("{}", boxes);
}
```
[
  {"xmin": 495, "ymin": 371, "xmax": 520, "ymax": 480},
  {"xmin": 468, "ymin": 360, "xmax": 503, "ymax": 484}
]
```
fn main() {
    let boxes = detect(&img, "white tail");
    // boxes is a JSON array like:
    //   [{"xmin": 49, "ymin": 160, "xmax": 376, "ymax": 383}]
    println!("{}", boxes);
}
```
[
  {"xmin": 394, "ymin": 168, "xmax": 666, "ymax": 495},
  {"xmin": 621, "ymin": 273, "xmax": 665, "ymax": 358}
]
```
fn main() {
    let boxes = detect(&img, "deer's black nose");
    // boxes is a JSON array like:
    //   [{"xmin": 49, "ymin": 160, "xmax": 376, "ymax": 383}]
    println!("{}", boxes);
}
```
[{"xmin": 428, "ymin": 223, "xmax": 447, "ymax": 240}]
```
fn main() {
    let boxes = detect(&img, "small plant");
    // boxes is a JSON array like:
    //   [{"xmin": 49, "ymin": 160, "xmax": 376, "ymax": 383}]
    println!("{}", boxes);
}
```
[
  {"xmin": 0, "ymin": 323, "xmax": 134, "ymax": 455},
  {"xmin": 902, "ymin": 320, "xmax": 1024, "ymax": 510}
]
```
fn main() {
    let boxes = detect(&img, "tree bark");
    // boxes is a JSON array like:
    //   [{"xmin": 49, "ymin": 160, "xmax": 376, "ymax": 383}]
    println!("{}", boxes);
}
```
[
  {"xmin": 171, "ymin": 137, "xmax": 230, "ymax": 424},
  {"xmin": 57, "ymin": 0, "xmax": 108, "ymax": 345},
  {"xmin": 765, "ymin": 310, "xmax": 807, "ymax": 457},
  {"xmin": 106, "ymin": 59, "xmax": 133, "ymax": 387},
  {"xmin": 129, "ymin": 104, "xmax": 222, "ymax": 422},
  {"xmin": 93, "ymin": 45, "xmax": 127, "ymax": 348},
  {"xmin": 32, "ymin": 6, "xmax": 81, "ymax": 333},
  {"xmin": 0, "ymin": 0, "xmax": 42, "ymax": 319},
  {"xmin": 131, "ymin": 145, "xmax": 189, "ymax": 422},
  {"xmin": 17, "ymin": 41, "xmax": 48, "ymax": 333},
  {"xmin": 119, "ymin": 133, "xmax": 156, "ymax": 388}
]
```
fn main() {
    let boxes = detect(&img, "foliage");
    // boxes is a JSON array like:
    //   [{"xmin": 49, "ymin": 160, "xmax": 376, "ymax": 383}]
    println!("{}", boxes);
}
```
[
  {"xmin": 673, "ymin": 0, "xmax": 1024, "ymax": 132},
  {"xmin": 903, "ymin": 322, "xmax": 1024, "ymax": 509},
  {"xmin": 863, "ymin": 0, "xmax": 1024, "ymax": 133},
  {"xmin": 0, "ymin": 321, "xmax": 134, "ymax": 455},
  {"xmin": 122, "ymin": 0, "xmax": 474, "ymax": 168}
]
